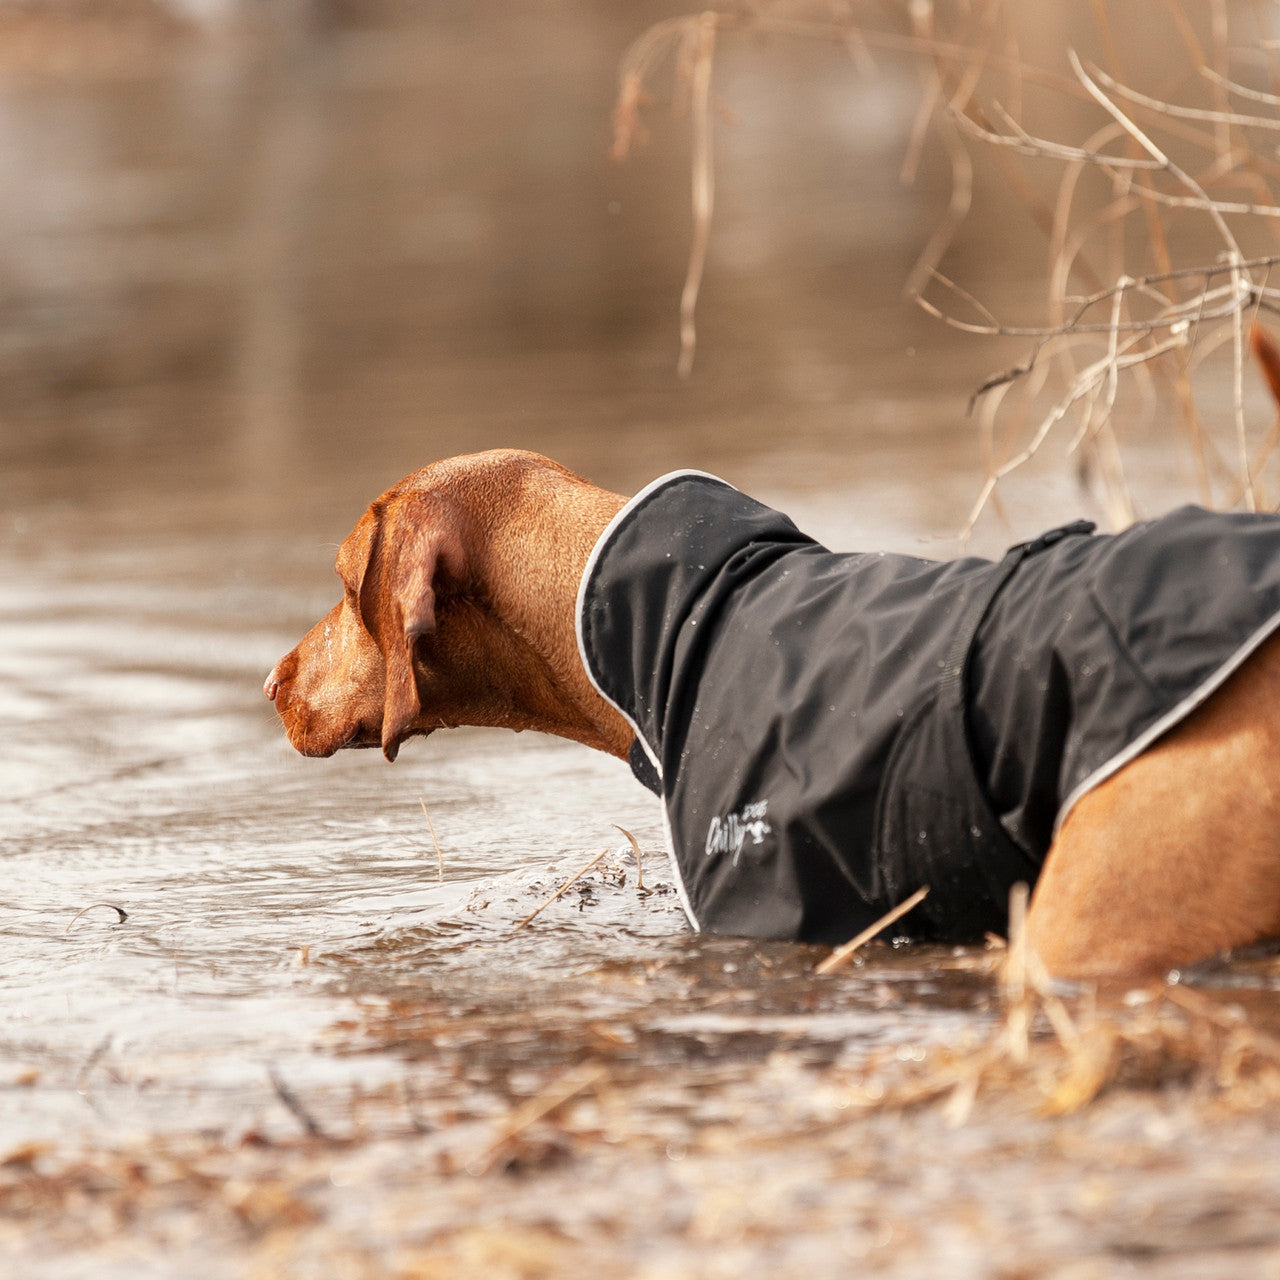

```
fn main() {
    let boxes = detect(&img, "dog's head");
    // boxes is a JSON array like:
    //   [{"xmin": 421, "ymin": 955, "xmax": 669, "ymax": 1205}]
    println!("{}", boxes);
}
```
[
  {"xmin": 268, "ymin": 449, "xmax": 631, "ymax": 765},
  {"xmin": 265, "ymin": 475, "xmax": 473, "ymax": 762}
]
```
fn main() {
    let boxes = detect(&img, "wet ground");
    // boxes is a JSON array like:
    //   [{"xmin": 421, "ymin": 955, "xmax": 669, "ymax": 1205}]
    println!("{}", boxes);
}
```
[{"xmin": 5, "ymin": 2, "xmax": 1280, "ymax": 1276}]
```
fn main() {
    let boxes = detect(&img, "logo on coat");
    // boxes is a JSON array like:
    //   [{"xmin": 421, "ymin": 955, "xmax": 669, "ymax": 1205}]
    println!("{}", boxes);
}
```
[{"xmin": 706, "ymin": 800, "xmax": 772, "ymax": 866}]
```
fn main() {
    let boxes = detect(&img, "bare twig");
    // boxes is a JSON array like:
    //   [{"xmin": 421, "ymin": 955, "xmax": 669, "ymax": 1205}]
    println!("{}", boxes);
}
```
[
  {"xmin": 905, "ymin": 109, "xmax": 974, "ymax": 300},
  {"xmin": 268, "ymin": 1067, "xmax": 327, "ymax": 1139},
  {"xmin": 1231, "ymin": 255, "xmax": 1258, "ymax": 509},
  {"xmin": 1096, "ymin": 63, "xmax": 1280, "ymax": 132},
  {"xmin": 611, "ymin": 824, "xmax": 649, "ymax": 895},
  {"xmin": 1071, "ymin": 51, "xmax": 1241, "ymax": 258},
  {"xmin": 472, "ymin": 1061, "xmax": 607, "ymax": 1174},
  {"xmin": 75, "ymin": 1034, "xmax": 113, "ymax": 1095},
  {"xmin": 64, "ymin": 903, "xmax": 128, "ymax": 934},
  {"xmin": 418, "ymin": 796, "xmax": 444, "ymax": 883},
  {"xmin": 999, "ymin": 881, "xmax": 1031, "ymax": 1064},
  {"xmin": 513, "ymin": 849, "xmax": 611, "ymax": 932},
  {"xmin": 952, "ymin": 104, "xmax": 1167, "ymax": 171},
  {"xmin": 1201, "ymin": 64, "xmax": 1280, "ymax": 109},
  {"xmin": 678, "ymin": 12, "xmax": 716, "ymax": 379},
  {"xmin": 961, "ymin": 330, "xmax": 1189, "ymax": 538},
  {"xmin": 815, "ymin": 885, "xmax": 930, "ymax": 975},
  {"xmin": 616, "ymin": 3, "xmax": 1280, "ymax": 526}
]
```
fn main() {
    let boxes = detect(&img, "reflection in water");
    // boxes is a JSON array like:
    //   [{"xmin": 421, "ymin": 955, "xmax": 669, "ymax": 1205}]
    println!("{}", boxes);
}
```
[
  {"xmin": 2, "ymin": 3, "xmax": 1279, "ymax": 1275},
  {"xmin": 0, "ymin": 0, "xmax": 1004, "ymax": 529}
]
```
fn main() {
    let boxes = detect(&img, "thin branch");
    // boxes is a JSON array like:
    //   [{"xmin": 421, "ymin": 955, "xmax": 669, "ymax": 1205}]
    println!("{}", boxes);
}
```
[
  {"xmin": 513, "ymin": 849, "xmax": 611, "ymax": 932},
  {"xmin": 1201, "ymin": 64, "xmax": 1280, "ymax": 108},
  {"xmin": 918, "ymin": 280, "xmax": 1276, "ymax": 339},
  {"xmin": 1070, "ymin": 51, "xmax": 1242, "ymax": 260},
  {"xmin": 64, "ymin": 903, "xmax": 129, "ymax": 934},
  {"xmin": 612, "ymin": 824, "xmax": 649, "ymax": 895},
  {"xmin": 952, "ymin": 105, "xmax": 1168, "ymax": 170},
  {"xmin": 616, "ymin": 5, "xmax": 1280, "ymax": 526},
  {"xmin": 904, "ymin": 111, "xmax": 974, "ymax": 299},
  {"xmin": 418, "ymin": 796, "xmax": 445, "ymax": 883},
  {"xmin": 1091, "ymin": 184, "xmax": 1280, "ymax": 220},
  {"xmin": 1095, "ymin": 62, "xmax": 1280, "ymax": 131},
  {"xmin": 472, "ymin": 1062, "xmax": 608, "ymax": 1175},
  {"xmin": 268, "ymin": 1067, "xmax": 326, "ymax": 1140},
  {"xmin": 677, "ymin": 13, "xmax": 716, "ymax": 379},
  {"xmin": 815, "ymin": 886, "xmax": 931, "ymax": 975},
  {"xmin": 961, "ymin": 330, "xmax": 1190, "ymax": 539}
]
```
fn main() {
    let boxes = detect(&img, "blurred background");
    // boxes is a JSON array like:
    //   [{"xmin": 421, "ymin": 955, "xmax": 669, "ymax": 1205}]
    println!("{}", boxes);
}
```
[
  {"xmin": 0, "ymin": 0, "xmax": 1118, "ymax": 549},
  {"xmin": 3, "ymin": 0, "xmax": 1275, "ymax": 558}
]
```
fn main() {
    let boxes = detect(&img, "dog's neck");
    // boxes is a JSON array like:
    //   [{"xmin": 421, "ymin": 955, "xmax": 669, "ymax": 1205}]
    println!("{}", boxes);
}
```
[{"xmin": 441, "ymin": 465, "xmax": 632, "ymax": 759}]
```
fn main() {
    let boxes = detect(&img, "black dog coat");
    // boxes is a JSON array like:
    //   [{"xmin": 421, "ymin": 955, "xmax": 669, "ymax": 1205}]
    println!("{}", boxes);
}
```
[{"xmin": 576, "ymin": 472, "xmax": 1280, "ymax": 944}]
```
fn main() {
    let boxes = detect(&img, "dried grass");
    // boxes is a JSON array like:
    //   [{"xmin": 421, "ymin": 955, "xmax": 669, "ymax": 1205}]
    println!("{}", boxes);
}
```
[
  {"xmin": 614, "ymin": 1, "xmax": 1280, "ymax": 530},
  {"xmin": 383, "ymin": 844, "xmax": 1280, "ymax": 1127},
  {"xmin": 842, "ymin": 975, "xmax": 1280, "ymax": 1123},
  {"xmin": 814, "ymin": 885, "xmax": 930, "ymax": 975},
  {"xmin": 418, "ymin": 796, "xmax": 445, "ymax": 883},
  {"xmin": 611, "ymin": 824, "xmax": 650, "ymax": 895},
  {"xmin": 511, "ymin": 848, "xmax": 611, "ymax": 932},
  {"xmin": 832, "ymin": 890, "xmax": 1280, "ymax": 1122},
  {"xmin": 63, "ymin": 902, "xmax": 128, "ymax": 933}
]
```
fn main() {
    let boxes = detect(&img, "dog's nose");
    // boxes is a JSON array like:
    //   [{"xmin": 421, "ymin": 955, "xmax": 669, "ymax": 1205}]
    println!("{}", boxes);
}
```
[{"xmin": 266, "ymin": 651, "xmax": 300, "ymax": 703}]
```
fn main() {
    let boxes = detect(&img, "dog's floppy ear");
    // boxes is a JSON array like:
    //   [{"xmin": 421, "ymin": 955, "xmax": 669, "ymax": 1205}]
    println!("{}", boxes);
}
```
[{"xmin": 357, "ymin": 493, "xmax": 467, "ymax": 762}]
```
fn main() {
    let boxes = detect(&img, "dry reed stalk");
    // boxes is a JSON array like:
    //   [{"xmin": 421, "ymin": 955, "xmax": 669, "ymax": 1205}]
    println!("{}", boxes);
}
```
[
  {"xmin": 74, "ymin": 1033, "xmax": 112, "ymax": 1095},
  {"xmin": 611, "ymin": 824, "xmax": 648, "ymax": 894},
  {"xmin": 1162, "ymin": 983, "xmax": 1280, "ymax": 1060},
  {"xmin": 472, "ymin": 1061, "xmax": 608, "ymax": 1175},
  {"xmin": 678, "ymin": 12, "xmax": 717, "ymax": 379},
  {"xmin": 897, "ymin": 0, "xmax": 984, "ymax": 300},
  {"xmin": 612, "ymin": 3, "xmax": 1082, "ymax": 377},
  {"xmin": 512, "ymin": 849, "xmax": 611, "ymax": 932},
  {"xmin": 615, "ymin": 1, "xmax": 1280, "ymax": 525},
  {"xmin": 998, "ymin": 881, "xmax": 1032, "ymax": 1063},
  {"xmin": 814, "ymin": 885, "xmax": 930, "ymax": 975},
  {"xmin": 63, "ymin": 903, "xmax": 128, "ymax": 933},
  {"xmin": 418, "ymin": 796, "xmax": 444, "ymax": 883},
  {"xmin": 268, "ymin": 1067, "xmax": 326, "ymax": 1140},
  {"xmin": 832, "ymin": 977, "xmax": 1280, "ymax": 1121}
]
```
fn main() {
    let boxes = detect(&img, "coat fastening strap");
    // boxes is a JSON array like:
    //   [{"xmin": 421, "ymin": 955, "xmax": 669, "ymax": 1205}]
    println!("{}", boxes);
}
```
[{"xmin": 938, "ymin": 519, "xmax": 1097, "ymax": 710}]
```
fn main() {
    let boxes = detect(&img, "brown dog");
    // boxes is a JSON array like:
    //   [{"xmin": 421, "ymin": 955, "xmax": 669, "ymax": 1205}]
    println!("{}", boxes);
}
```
[{"xmin": 266, "ymin": 448, "xmax": 1280, "ymax": 980}]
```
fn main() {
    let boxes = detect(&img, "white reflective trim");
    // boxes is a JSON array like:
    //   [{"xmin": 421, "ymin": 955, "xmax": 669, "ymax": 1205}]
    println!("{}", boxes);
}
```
[
  {"xmin": 573, "ymin": 467, "xmax": 732, "ymax": 775},
  {"xmin": 662, "ymin": 802, "xmax": 701, "ymax": 931},
  {"xmin": 1055, "ymin": 606, "xmax": 1280, "ymax": 833},
  {"xmin": 574, "ymin": 468, "xmax": 731, "ymax": 932}
]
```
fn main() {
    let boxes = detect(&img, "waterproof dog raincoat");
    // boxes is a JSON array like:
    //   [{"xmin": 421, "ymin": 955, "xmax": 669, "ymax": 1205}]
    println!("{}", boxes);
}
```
[{"xmin": 576, "ymin": 472, "xmax": 1280, "ymax": 944}]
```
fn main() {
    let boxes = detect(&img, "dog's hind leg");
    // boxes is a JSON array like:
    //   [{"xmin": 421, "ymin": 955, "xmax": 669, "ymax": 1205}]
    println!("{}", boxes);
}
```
[{"xmin": 1025, "ymin": 631, "xmax": 1280, "ymax": 980}]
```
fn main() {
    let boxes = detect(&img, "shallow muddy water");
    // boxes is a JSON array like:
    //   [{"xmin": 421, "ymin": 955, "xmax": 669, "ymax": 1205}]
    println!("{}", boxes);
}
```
[{"xmin": 4, "ymin": 2, "xmax": 1280, "ymax": 1276}]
